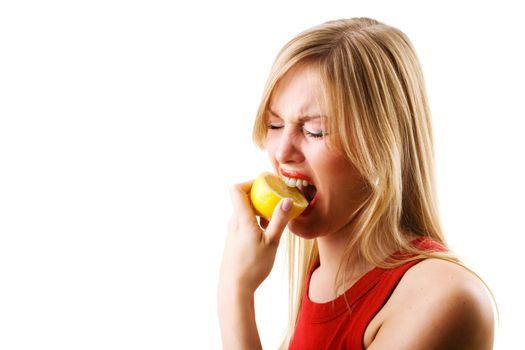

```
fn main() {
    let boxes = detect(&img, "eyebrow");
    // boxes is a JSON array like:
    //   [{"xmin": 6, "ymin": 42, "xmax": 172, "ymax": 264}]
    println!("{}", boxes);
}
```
[{"xmin": 268, "ymin": 108, "xmax": 325, "ymax": 122}]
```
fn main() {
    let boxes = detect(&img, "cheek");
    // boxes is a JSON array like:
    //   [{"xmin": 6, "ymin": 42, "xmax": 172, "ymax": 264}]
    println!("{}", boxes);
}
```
[
  {"xmin": 310, "ymin": 146, "xmax": 339, "ymax": 172},
  {"xmin": 265, "ymin": 134, "xmax": 278, "ymax": 163},
  {"xmin": 322, "ymin": 156, "xmax": 362, "ymax": 191}
]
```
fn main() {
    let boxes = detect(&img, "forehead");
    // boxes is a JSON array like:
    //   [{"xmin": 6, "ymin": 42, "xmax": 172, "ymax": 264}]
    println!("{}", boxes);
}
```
[{"xmin": 269, "ymin": 63, "xmax": 327, "ymax": 120}]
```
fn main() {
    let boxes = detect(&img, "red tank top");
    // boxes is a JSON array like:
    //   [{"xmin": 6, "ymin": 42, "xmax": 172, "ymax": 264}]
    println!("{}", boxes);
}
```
[{"xmin": 288, "ymin": 237, "xmax": 446, "ymax": 350}]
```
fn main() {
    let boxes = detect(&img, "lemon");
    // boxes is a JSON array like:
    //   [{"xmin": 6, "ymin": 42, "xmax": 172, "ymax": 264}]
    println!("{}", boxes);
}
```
[{"xmin": 250, "ymin": 172, "xmax": 308, "ymax": 220}]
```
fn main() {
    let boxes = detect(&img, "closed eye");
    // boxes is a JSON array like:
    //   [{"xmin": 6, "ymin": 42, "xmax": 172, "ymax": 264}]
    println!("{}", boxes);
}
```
[
  {"xmin": 304, "ymin": 129, "xmax": 327, "ymax": 138},
  {"xmin": 268, "ymin": 124, "xmax": 283, "ymax": 130}
]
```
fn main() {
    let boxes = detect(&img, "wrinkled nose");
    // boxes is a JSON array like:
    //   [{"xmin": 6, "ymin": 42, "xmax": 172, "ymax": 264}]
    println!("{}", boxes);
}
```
[{"xmin": 275, "ymin": 129, "xmax": 304, "ymax": 165}]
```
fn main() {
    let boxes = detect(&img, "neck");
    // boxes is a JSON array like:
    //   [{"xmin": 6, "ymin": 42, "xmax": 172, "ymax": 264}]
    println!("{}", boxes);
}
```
[
  {"xmin": 311, "ymin": 222, "xmax": 373, "ymax": 301},
  {"xmin": 316, "ymin": 232, "xmax": 368, "ymax": 281},
  {"xmin": 308, "ymin": 233, "xmax": 370, "ymax": 303}
]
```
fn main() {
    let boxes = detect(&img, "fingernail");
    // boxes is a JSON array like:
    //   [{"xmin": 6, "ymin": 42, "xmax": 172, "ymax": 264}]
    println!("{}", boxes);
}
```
[{"xmin": 281, "ymin": 198, "xmax": 292, "ymax": 212}]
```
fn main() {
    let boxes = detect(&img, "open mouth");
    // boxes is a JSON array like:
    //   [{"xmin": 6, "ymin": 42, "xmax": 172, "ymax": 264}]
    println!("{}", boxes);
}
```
[
  {"xmin": 281, "ymin": 175, "xmax": 317, "ymax": 203},
  {"xmin": 298, "ymin": 183, "xmax": 317, "ymax": 203}
]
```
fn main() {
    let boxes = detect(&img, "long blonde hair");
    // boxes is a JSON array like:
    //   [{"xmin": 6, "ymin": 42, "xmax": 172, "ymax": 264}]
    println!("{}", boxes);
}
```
[{"xmin": 253, "ymin": 18, "xmax": 460, "ymax": 347}]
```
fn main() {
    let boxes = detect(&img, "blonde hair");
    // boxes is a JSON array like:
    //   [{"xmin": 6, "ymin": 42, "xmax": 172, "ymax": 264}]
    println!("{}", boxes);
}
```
[{"xmin": 253, "ymin": 18, "xmax": 461, "ymax": 347}]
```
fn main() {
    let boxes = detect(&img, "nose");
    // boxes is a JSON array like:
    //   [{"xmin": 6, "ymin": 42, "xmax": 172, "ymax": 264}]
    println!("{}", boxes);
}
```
[{"xmin": 274, "ymin": 128, "xmax": 305, "ymax": 165}]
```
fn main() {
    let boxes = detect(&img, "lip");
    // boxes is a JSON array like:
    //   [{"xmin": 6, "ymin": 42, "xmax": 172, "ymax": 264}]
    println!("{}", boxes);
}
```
[
  {"xmin": 279, "ymin": 168, "xmax": 318, "ymax": 218},
  {"xmin": 279, "ymin": 168, "xmax": 314, "ymax": 184}
]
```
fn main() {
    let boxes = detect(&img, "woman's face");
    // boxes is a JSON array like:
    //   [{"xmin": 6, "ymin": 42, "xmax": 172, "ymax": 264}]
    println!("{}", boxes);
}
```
[{"xmin": 266, "ymin": 63, "xmax": 369, "ymax": 239}]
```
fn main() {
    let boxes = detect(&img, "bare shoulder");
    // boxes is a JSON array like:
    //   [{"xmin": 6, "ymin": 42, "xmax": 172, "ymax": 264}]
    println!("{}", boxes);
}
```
[{"xmin": 368, "ymin": 259, "xmax": 495, "ymax": 350}]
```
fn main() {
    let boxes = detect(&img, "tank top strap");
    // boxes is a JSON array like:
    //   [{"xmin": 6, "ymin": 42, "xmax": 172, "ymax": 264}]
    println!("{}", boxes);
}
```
[
  {"xmin": 348, "ymin": 237, "xmax": 448, "ymax": 349},
  {"xmin": 347, "ymin": 259, "xmax": 421, "ymax": 348}
]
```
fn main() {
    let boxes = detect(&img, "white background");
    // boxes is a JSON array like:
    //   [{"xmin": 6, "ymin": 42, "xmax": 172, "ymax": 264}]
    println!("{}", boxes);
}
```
[{"xmin": 1, "ymin": 0, "xmax": 523, "ymax": 349}]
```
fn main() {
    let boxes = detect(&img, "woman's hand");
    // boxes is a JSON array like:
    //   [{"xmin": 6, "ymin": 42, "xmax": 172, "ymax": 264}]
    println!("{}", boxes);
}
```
[
  {"xmin": 218, "ymin": 181, "xmax": 292, "ymax": 349},
  {"xmin": 219, "ymin": 180, "xmax": 293, "ymax": 294}
]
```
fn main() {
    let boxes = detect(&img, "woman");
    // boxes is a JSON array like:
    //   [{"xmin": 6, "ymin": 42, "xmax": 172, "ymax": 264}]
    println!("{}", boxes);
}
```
[{"xmin": 218, "ymin": 17, "xmax": 494, "ymax": 349}]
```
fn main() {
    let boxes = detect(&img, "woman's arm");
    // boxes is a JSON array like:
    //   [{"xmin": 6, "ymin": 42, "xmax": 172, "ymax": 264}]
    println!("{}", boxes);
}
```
[
  {"xmin": 218, "ymin": 283, "xmax": 261, "ymax": 349},
  {"xmin": 218, "ymin": 182, "xmax": 292, "ymax": 349},
  {"xmin": 367, "ymin": 259, "xmax": 495, "ymax": 350}
]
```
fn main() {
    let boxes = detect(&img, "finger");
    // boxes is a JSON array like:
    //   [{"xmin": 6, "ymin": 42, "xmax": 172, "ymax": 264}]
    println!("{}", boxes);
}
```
[
  {"xmin": 229, "ymin": 181, "xmax": 257, "ymax": 223},
  {"xmin": 264, "ymin": 198, "xmax": 293, "ymax": 245}
]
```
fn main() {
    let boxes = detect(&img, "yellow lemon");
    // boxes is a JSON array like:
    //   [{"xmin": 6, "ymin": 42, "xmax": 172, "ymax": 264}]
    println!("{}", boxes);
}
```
[{"xmin": 250, "ymin": 172, "xmax": 308, "ymax": 220}]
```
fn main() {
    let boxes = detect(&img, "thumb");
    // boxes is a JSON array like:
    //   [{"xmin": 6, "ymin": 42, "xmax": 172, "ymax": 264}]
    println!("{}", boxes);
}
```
[{"xmin": 264, "ymin": 198, "xmax": 293, "ymax": 245}]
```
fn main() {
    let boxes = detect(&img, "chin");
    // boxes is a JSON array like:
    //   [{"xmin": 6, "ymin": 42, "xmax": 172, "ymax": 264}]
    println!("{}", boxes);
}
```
[{"xmin": 288, "ymin": 219, "xmax": 322, "ymax": 240}]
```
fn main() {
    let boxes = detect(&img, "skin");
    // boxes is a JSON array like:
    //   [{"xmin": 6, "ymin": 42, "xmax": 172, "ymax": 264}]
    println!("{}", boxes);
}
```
[
  {"xmin": 266, "ymin": 63, "xmax": 373, "ymax": 296},
  {"xmin": 218, "ymin": 62, "xmax": 494, "ymax": 349}
]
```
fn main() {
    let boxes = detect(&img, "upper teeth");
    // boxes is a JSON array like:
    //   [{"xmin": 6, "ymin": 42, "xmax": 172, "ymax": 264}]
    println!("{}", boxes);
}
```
[{"xmin": 282, "ymin": 175, "xmax": 310, "ymax": 188}]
